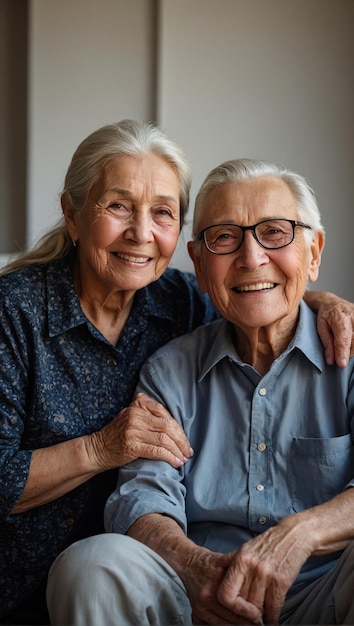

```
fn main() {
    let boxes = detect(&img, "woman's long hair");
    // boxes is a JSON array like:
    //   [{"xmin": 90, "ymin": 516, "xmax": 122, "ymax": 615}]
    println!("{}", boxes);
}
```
[{"xmin": 1, "ymin": 119, "xmax": 191, "ymax": 275}]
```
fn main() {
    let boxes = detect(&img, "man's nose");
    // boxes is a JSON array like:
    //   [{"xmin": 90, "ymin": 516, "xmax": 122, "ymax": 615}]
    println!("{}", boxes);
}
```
[{"xmin": 234, "ymin": 230, "xmax": 269, "ymax": 268}]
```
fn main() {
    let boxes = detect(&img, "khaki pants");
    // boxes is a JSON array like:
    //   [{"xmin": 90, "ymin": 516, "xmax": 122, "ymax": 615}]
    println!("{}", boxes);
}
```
[{"xmin": 47, "ymin": 534, "xmax": 354, "ymax": 625}]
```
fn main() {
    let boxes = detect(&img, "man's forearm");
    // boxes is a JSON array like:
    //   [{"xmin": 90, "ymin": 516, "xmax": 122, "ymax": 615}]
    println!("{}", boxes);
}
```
[
  {"xmin": 295, "ymin": 487, "xmax": 354, "ymax": 556},
  {"xmin": 127, "ymin": 513, "xmax": 205, "ymax": 579}
]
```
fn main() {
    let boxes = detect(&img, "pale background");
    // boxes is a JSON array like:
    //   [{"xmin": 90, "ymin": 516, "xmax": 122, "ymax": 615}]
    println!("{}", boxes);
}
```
[{"xmin": 1, "ymin": 0, "xmax": 353, "ymax": 299}]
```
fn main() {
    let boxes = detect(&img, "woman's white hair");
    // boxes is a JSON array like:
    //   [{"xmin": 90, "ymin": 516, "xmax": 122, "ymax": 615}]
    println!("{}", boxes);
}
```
[
  {"xmin": 2, "ymin": 119, "xmax": 191, "ymax": 275},
  {"xmin": 193, "ymin": 158, "xmax": 324, "ymax": 245}
]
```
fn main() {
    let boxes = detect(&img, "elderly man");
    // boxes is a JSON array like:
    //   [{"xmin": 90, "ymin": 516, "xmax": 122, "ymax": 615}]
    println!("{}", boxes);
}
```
[{"xmin": 48, "ymin": 159, "xmax": 354, "ymax": 625}]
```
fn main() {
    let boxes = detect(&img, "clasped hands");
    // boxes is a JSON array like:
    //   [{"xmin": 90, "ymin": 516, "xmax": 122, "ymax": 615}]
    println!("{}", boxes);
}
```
[{"xmin": 184, "ymin": 516, "xmax": 313, "ymax": 625}]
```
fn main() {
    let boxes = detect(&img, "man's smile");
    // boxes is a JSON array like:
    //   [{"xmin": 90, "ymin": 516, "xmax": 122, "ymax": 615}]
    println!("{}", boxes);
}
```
[{"xmin": 233, "ymin": 282, "xmax": 276, "ymax": 293}]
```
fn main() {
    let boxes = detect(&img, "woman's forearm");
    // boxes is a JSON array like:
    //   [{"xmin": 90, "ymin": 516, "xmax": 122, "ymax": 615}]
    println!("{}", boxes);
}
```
[{"xmin": 11, "ymin": 435, "xmax": 99, "ymax": 514}]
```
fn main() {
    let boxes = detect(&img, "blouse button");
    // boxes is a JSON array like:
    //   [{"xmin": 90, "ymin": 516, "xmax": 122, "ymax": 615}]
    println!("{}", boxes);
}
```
[
  {"xmin": 259, "ymin": 387, "xmax": 267, "ymax": 396},
  {"xmin": 257, "ymin": 442, "xmax": 266, "ymax": 452},
  {"xmin": 256, "ymin": 484, "xmax": 265, "ymax": 492},
  {"xmin": 107, "ymin": 357, "xmax": 117, "ymax": 366}
]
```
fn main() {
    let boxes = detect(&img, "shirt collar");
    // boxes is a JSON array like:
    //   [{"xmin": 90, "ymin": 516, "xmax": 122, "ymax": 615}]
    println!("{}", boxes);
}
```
[
  {"xmin": 142, "ymin": 273, "xmax": 183, "ymax": 323},
  {"xmin": 46, "ymin": 258, "xmax": 179, "ymax": 337},
  {"xmin": 199, "ymin": 300, "xmax": 325, "ymax": 381},
  {"xmin": 46, "ymin": 256, "xmax": 87, "ymax": 337},
  {"xmin": 291, "ymin": 299, "xmax": 325, "ymax": 371}
]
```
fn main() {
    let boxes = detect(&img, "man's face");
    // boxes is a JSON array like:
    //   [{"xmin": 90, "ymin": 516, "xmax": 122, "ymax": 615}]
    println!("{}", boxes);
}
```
[{"xmin": 188, "ymin": 176, "xmax": 323, "ymax": 333}]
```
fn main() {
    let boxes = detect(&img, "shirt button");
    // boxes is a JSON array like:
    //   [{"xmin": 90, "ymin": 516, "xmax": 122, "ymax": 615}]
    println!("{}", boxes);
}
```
[
  {"xmin": 64, "ymin": 517, "xmax": 74, "ymax": 527},
  {"xmin": 257, "ymin": 443, "xmax": 266, "ymax": 452},
  {"xmin": 106, "ymin": 357, "xmax": 117, "ymax": 366},
  {"xmin": 256, "ymin": 484, "xmax": 265, "ymax": 491},
  {"xmin": 258, "ymin": 516, "xmax": 267, "ymax": 525},
  {"xmin": 259, "ymin": 387, "xmax": 267, "ymax": 396}
]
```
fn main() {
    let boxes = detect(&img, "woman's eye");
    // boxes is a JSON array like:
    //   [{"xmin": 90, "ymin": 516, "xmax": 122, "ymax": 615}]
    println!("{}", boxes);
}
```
[
  {"xmin": 109, "ymin": 203, "xmax": 124, "ymax": 210},
  {"xmin": 155, "ymin": 207, "xmax": 175, "ymax": 219},
  {"xmin": 106, "ymin": 202, "xmax": 131, "ymax": 216}
]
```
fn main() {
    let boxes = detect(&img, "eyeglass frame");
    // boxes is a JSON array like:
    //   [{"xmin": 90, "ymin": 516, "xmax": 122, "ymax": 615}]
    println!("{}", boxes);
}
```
[{"xmin": 197, "ymin": 218, "xmax": 313, "ymax": 255}]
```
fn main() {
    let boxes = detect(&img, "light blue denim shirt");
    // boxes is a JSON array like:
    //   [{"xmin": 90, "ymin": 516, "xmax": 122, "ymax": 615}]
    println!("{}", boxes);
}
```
[{"xmin": 105, "ymin": 301, "xmax": 354, "ymax": 593}]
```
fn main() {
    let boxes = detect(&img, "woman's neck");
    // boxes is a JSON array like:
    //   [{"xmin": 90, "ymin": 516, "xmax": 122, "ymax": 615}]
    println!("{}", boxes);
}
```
[
  {"xmin": 73, "ymin": 265, "xmax": 135, "ymax": 345},
  {"xmin": 80, "ymin": 294, "xmax": 135, "ymax": 345}
]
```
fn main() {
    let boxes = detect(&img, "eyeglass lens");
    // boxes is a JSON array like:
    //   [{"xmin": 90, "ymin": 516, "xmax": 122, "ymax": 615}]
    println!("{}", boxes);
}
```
[{"xmin": 204, "ymin": 219, "xmax": 296, "ymax": 253}]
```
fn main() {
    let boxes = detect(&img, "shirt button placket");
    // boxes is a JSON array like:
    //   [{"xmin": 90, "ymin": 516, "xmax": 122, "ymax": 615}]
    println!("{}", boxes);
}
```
[{"xmin": 249, "ymin": 387, "xmax": 267, "ymax": 526}]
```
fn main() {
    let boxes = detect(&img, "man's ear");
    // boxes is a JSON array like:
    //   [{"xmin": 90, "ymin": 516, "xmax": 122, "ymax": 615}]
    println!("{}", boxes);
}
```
[
  {"xmin": 307, "ymin": 231, "xmax": 325, "ymax": 283},
  {"xmin": 187, "ymin": 241, "xmax": 208, "ymax": 293},
  {"xmin": 61, "ymin": 193, "xmax": 80, "ymax": 242}
]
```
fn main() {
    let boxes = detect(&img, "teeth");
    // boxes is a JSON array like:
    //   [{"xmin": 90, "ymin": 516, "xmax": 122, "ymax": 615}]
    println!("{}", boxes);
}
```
[
  {"xmin": 237, "ymin": 282, "xmax": 275, "ymax": 292},
  {"xmin": 114, "ymin": 252, "xmax": 150, "ymax": 263}
]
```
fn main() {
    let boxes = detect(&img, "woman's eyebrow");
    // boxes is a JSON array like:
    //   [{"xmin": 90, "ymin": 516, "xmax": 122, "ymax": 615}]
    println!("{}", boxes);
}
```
[
  {"xmin": 106, "ymin": 188, "xmax": 179, "ymax": 205},
  {"xmin": 154, "ymin": 194, "xmax": 179, "ymax": 205},
  {"xmin": 106, "ymin": 187, "xmax": 132, "ymax": 196}
]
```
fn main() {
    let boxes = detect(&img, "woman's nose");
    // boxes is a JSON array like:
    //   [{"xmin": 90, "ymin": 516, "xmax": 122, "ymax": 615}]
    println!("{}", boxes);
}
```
[{"xmin": 123, "ymin": 213, "xmax": 154, "ymax": 243}]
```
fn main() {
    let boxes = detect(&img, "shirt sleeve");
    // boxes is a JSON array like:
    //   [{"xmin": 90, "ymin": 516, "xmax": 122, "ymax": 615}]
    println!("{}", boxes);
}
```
[
  {"xmin": 104, "ymin": 354, "xmax": 188, "ymax": 536},
  {"xmin": 0, "ymin": 294, "xmax": 33, "ymax": 519}
]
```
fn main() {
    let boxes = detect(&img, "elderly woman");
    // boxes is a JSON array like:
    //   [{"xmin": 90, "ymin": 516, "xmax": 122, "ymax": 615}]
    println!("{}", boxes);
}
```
[
  {"xmin": 0, "ymin": 126, "xmax": 352, "ymax": 625},
  {"xmin": 0, "ymin": 119, "xmax": 201, "ymax": 624},
  {"xmin": 48, "ymin": 158, "xmax": 354, "ymax": 625}
]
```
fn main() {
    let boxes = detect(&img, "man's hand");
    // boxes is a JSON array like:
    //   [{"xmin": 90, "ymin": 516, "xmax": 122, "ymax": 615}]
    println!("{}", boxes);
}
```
[
  {"xmin": 217, "ymin": 517, "xmax": 313, "ymax": 625},
  {"xmin": 183, "ymin": 549, "xmax": 263, "ymax": 625},
  {"xmin": 305, "ymin": 291, "xmax": 354, "ymax": 367},
  {"xmin": 129, "ymin": 514, "xmax": 263, "ymax": 625}
]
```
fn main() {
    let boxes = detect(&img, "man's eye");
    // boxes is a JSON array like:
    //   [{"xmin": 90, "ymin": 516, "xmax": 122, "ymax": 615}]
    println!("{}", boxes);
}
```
[{"xmin": 217, "ymin": 232, "xmax": 232, "ymax": 239}]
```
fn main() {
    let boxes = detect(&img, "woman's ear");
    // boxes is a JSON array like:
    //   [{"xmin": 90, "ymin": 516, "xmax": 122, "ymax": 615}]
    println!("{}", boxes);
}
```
[
  {"xmin": 61, "ymin": 193, "xmax": 80, "ymax": 242},
  {"xmin": 307, "ymin": 231, "xmax": 325, "ymax": 283},
  {"xmin": 187, "ymin": 241, "xmax": 208, "ymax": 293}
]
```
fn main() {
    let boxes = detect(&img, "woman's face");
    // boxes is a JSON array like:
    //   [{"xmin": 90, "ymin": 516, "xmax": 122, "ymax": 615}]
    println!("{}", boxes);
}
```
[
  {"xmin": 63, "ymin": 153, "xmax": 181, "ymax": 297},
  {"xmin": 189, "ymin": 176, "xmax": 324, "ymax": 333}
]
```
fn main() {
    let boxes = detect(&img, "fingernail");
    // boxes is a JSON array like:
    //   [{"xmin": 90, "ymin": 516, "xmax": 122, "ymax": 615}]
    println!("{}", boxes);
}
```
[{"xmin": 189, "ymin": 447, "xmax": 194, "ymax": 456}]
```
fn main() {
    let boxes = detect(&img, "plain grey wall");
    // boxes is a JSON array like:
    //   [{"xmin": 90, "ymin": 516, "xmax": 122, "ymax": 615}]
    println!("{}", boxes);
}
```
[
  {"xmin": 160, "ymin": 0, "xmax": 354, "ymax": 301},
  {"xmin": 27, "ymin": 0, "xmax": 157, "ymax": 243},
  {"xmin": 0, "ymin": 0, "xmax": 27, "ymax": 253},
  {"xmin": 2, "ymin": 0, "xmax": 353, "ymax": 300}
]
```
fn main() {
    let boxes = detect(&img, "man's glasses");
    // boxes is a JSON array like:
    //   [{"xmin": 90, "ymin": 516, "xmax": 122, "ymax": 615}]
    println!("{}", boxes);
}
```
[{"xmin": 197, "ymin": 218, "xmax": 312, "ymax": 255}]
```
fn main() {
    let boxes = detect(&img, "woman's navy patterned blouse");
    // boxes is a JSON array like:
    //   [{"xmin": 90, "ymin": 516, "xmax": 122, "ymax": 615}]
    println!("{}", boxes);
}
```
[{"xmin": 0, "ymin": 253, "xmax": 217, "ymax": 617}]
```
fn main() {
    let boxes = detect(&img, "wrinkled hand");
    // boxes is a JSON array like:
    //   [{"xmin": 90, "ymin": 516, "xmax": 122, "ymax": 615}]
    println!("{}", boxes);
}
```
[
  {"xmin": 181, "ymin": 548, "xmax": 263, "ymax": 625},
  {"xmin": 217, "ymin": 518, "xmax": 313, "ymax": 625},
  {"xmin": 88, "ymin": 393, "xmax": 193, "ymax": 471},
  {"xmin": 316, "ymin": 294, "xmax": 354, "ymax": 367}
]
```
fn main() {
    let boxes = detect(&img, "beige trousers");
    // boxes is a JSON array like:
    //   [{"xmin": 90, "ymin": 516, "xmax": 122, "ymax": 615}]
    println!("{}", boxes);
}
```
[{"xmin": 47, "ymin": 534, "xmax": 354, "ymax": 625}]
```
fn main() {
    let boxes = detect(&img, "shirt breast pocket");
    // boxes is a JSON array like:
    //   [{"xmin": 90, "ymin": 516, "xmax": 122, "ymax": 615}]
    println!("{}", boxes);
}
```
[{"xmin": 291, "ymin": 433, "xmax": 354, "ymax": 512}]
